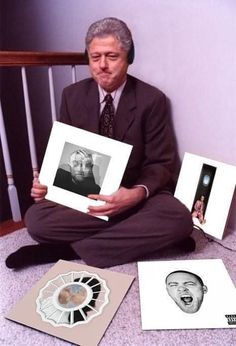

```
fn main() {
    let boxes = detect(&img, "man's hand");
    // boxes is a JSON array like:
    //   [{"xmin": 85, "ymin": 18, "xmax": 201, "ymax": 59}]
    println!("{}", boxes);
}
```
[
  {"xmin": 87, "ymin": 186, "xmax": 146, "ymax": 217},
  {"xmin": 31, "ymin": 173, "xmax": 48, "ymax": 202}
]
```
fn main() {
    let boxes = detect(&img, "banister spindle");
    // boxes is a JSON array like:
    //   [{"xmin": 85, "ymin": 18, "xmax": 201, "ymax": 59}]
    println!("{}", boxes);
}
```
[
  {"xmin": 0, "ymin": 99, "xmax": 22, "ymax": 221},
  {"xmin": 21, "ymin": 67, "xmax": 38, "ymax": 178},
  {"xmin": 48, "ymin": 66, "xmax": 57, "ymax": 122},
  {"xmin": 71, "ymin": 65, "xmax": 77, "ymax": 83}
]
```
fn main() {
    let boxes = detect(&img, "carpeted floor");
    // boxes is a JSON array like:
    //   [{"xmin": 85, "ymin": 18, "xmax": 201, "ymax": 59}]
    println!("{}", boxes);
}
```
[{"xmin": 0, "ymin": 227, "xmax": 236, "ymax": 346}]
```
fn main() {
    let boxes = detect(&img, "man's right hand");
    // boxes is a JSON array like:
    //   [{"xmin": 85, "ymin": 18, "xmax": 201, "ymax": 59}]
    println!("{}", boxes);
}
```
[{"xmin": 31, "ymin": 173, "xmax": 48, "ymax": 202}]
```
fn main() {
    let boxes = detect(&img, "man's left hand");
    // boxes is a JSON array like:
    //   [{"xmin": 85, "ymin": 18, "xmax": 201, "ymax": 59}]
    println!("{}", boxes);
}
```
[{"xmin": 87, "ymin": 186, "xmax": 146, "ymax": 217}]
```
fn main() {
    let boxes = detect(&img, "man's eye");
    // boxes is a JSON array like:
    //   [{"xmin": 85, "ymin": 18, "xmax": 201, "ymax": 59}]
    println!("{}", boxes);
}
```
[
  {"xmin": 108, "ymin": 54, "xmax": 118, "ymax": 60},
  {"xmin": 168, "ymin": 283, "xmax": 178, "ymax": 287},
  {"xmin": 91, "ymin": 55, "xmax": 100, "ymax": 61},
  {"xmin": 73, "ymin": 160, "xmax": 82, "ymax": 167}
]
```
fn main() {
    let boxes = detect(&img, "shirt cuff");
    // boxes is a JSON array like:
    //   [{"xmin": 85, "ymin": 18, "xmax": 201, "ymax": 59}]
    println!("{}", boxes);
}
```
[{"xmin": 133, "ymin": 184, "xmax": 149, "ymax": 199}]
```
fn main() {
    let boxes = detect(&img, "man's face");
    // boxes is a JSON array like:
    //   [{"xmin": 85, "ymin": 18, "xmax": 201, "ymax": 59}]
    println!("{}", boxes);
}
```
[
  {"xmin": 87, "ymin": 35, "xmax": 129, "ymax": 92},
  {"xmin": 70, "ymin": 155, "xmax": 93, "ymax": 183},
  {"xmin": 166, "ymin": 272, "xmax": 207, "ymax": 313}
]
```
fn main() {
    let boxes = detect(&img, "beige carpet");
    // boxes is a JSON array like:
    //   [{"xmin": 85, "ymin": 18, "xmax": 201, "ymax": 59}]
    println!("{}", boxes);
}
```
[{"xmin": 1, "ymin": 227, "xmax": 236, "ymax": 346}]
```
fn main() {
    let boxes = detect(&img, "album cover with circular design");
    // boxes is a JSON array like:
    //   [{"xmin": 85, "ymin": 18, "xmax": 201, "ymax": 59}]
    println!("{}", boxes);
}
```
[{"xmin": 6, "ymin": 260, "xmax": 135, "ymax": 346}]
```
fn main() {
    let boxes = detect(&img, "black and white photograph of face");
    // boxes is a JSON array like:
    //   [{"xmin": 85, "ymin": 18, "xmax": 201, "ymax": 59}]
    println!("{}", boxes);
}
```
[
  {"xmin": 138, "ymin": 259, "xmax": 236, "ymax": 330},
  {"xmin": 53, "ymin": 142, "xmax": 111, "ymax": 197},
  {"xmin": 165, "ymin": 270, "xmax": 208, "ymax": 314},
  {"xmin": 36, "ymin": 271, "xmax": 110, "ymax": 327},
  {"xmin": 39, "ymin": 122, "xmax": 133, "ymax": 220}
]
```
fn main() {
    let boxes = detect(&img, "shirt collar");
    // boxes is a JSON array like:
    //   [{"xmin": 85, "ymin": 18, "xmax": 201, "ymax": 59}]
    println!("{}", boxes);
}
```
[{"xmin": 98, "ymin": 80, "xmax": 127, "ymax": 109}]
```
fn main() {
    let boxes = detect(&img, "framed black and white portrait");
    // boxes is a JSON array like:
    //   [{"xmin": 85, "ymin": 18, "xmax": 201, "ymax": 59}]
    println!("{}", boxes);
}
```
[
  {"xmin": 174, "ymin": 152, "xmax": 236, "ymax": 239},
  {"xmin": 39, "ymin": 121, "xmax": 133, "ymax": 220}
]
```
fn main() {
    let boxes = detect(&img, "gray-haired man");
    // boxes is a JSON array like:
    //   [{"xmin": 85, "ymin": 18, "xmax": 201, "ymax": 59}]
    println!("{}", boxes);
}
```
[{"xmin": 6, "ymin": 17, "xmax": 194, "ymax": 269}]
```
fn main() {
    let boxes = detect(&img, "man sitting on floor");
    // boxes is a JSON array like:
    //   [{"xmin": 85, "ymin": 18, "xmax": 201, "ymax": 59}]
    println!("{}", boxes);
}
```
[{"xmin": 6, "ymin": 17, "xmax": 195, "ymax": 270}]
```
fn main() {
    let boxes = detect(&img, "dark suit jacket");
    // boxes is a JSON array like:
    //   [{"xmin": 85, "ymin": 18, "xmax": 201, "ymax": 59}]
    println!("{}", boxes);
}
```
[{"xmin": 59, "ymin": 75, "xmax": 179, "ymax": 197}]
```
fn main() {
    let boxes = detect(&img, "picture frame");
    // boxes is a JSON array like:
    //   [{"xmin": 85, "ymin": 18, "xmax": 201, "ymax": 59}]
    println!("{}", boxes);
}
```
[
  {"xmin": 6, "ymin": 260, "xmax": 135, "ymax": 346},
  {"xmin": 39, "ymin": 121, "xmax": 133, "ymax": 221},
  {"xmin": 138, "ymin": 259, "xmax": 236, "ymax": 330},
  {"xmin": 174, "ymin": 152, "xmax": 236, "ymax": 239}
]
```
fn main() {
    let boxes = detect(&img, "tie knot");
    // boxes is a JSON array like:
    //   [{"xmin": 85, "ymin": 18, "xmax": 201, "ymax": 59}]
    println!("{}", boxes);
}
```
[{"xmin": 104, "ymin": 94, "xmax": 113, "ymax": 103}]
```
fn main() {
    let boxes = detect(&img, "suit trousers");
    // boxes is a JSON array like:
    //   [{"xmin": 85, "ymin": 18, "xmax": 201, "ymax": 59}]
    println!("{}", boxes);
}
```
[{"xmin": 25, "ymin": 192, "xmax": 193, "ymax": 268}]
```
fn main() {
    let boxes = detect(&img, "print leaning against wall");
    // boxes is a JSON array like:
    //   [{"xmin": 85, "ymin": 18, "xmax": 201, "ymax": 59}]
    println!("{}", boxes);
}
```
[{"xmin": 174, "ymin": 152, "xmax": 236, "ymax": 239}]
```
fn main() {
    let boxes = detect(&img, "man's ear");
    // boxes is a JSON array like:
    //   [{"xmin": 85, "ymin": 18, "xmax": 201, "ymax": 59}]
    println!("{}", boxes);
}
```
[
  {"xmin": 203, "ymin": 285, "xmax": 208, "ymax": 294},
  {"xmin": 84, "ymin": 49, "xmax": 89, "ymax": 64}
]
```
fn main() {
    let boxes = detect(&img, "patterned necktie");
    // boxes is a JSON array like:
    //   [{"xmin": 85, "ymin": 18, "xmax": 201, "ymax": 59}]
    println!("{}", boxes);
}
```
[{"xmin": 99, "ymin": 94, "xmax": 115, "ymax": 138}]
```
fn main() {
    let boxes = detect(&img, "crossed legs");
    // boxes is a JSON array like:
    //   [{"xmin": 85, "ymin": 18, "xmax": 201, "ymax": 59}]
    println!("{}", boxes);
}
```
[{"xmin": 6, "ymin": 192, "xmax": 194, "ymax": 269}]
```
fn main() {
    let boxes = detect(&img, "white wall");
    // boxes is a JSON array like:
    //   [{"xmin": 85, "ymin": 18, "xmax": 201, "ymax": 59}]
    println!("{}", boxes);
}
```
[
  {"xmin": 3, "ymin": 0, "xmax": 236, "ymax": 230},
  {"xmin": 24, "ymin": 0, "xmax": 236, "ymax": 163}
]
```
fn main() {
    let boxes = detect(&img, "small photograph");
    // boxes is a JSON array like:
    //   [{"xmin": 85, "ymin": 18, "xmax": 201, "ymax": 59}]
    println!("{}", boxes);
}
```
[
  {"xmin": 53, "ymin": 142, "xmax": 111, "ymax": 197},
  {"xmin": 138, "ymin": 259, "xmax": 236, "ymax": 330},
  {"xmin": 191, "ymin": 163, "xmax": 217, "ymax": 225},
  {"xmin": 174, "ymin": 152, "xmax": 236, "ymax": 239},
  {"xmin": 36, "ymin": 270, "xmax": 110, "ymax": 327}
]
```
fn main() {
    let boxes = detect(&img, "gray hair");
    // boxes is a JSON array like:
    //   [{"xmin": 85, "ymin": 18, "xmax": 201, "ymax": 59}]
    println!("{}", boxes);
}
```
[{"xmin": 85, "ymin": 17, "xmax": 133, "ymax": 53}]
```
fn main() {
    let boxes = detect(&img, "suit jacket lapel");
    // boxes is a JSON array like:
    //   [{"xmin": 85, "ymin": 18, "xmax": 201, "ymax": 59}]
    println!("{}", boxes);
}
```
[
  {"xmin": 82, "ymin": 76, "xmax": 136, "ymax": 139},
  {"xmin": 84, "ymin": 81, "xmax": 100, "ymax": 133},
  {"xmin": 114, "ymin": 76, "xmax": 136, "ymax": 141}
]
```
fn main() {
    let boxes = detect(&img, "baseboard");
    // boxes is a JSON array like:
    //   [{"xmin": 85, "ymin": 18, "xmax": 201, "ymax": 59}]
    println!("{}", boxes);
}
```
[{"xmin": 0, "ymin": 220, "xmax": 25, "ymax": 237}]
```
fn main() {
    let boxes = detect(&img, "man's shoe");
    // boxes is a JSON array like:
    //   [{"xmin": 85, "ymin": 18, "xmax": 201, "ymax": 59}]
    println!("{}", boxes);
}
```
[
  {"xmin": 176, "ymin": 237, "xmax": 196, "ymax": 252},
  {"xmin": 5, "ymin": 243, "xmax": 79, "ymax": 269}
]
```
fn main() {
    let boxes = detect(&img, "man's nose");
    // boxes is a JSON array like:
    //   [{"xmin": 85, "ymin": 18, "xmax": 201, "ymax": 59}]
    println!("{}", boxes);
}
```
[
  {"xmin": 99, "ymin": 55, "xmax": 108, "ymax": 69},
  {"xmin": 177, "ymin": 285, "xmax": 188, "ymax": 292},
  {"xmin": 76, "ymin": 163, "xmax": 83, "ymax": 171}
]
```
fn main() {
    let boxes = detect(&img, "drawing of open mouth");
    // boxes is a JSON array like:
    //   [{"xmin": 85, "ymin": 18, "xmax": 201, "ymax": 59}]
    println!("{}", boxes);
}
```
[{"xmin": 180, "ymin": 295, "xmax": 193, "ymax": 305}]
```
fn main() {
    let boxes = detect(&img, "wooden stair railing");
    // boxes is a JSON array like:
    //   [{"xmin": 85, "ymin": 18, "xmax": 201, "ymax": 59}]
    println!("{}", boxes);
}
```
[
  {"xmin": 0, "ymin": 51, "xmax": 88, "ymax": 66},
  {"xmin": 0, "ymin": 51, "xmax": 88, "ymax": 223}
]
